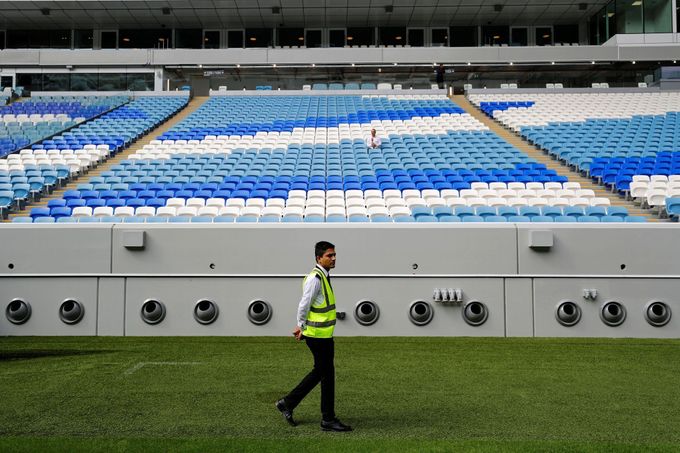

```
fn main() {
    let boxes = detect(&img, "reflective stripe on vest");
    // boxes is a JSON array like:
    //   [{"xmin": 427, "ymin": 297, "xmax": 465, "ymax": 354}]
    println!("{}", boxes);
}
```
[{"xmin": 302, "ymin": 267, "xmax": 336, "ymax": 338}]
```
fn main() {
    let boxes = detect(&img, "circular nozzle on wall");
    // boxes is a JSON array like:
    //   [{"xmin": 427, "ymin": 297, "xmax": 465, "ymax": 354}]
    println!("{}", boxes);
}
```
[
  {"xmin": 463, "ymin": 301, "xmax": 488, "ymax": 326},
  {"xmin": 354, "ymin": 300, "xmax": 380, "ymax": 326},
  {"xmin": 555, "ymin": 301, "xmax": 581, "ymax": 327},
  {"xmin": 600, "ymin": 301, "xmax": 626, "ymax": 327},
  {"xmin": 194, "ymin": 299, "xmax": 219, "ymax": 325},
  {"xmin": 59, "ymin": 299, "xmax": 84, "ymax": 325},
  {"xmin": 408, "ymin": 300, "xmax": 434, "ymax": 326},
  {"xmin": 248, "ymin": 300, "xmax": 272, "ymax": 325},
  {"xmin": 141, "ymin": 299, "xmax": 166, "ymax": 325},
  {"xmin": 6, "ymin": 298, "xmax": 31, "ymax": 325},
  {"xmin": 644, "ymin": 301, "xmax": 671, "ymax": 327}
]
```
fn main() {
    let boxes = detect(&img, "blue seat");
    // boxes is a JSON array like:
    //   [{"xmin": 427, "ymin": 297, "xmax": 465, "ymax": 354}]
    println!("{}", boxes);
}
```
[
  {"xmin": 577, "ymin": 216, "xmax": 600, "ymax": 223},
  {"xmin": 213, "ymin": 215, "xmax": 236, "ymax": 223},
  {"xmin": 99, "ymin": 216, "xmax": 123, "ymax": 223},
  {"xmin": 600, "ymin": 216, "xmax": 624, "ymax": 222},
  {"xmin": 665, "ymin": 198, "xmax": 680, "ymax": 219},
  {"xmin": 348, "ymin": 215, "xmax": 368, "ymax": 223},
  {"xmin": 259, "ymin": 215, "xmax": 281, "ymax": 223},
  {"xmin": 530, "ymin": 215, "xmax": 554, "ymax": 222},
  {"xmin": 461, "ymin": 215, "xmax": 484, "ymax": 222},
  {"xmin": 123, "ymin": 216, "xmax": 146, "ymax": 223},
  {"xmin": 78, "ymin": 217, "xmax": 101, "ymax": 223},
  {"xmin": 33, "ymin": 217, "xmax": 56, "ymax": 223},
  {"xmin": 168, "ymin": 216, "xmax": 191, "ymax": 223},
  {"xmin": 507, "ymin": 215, "xmax": 531, "ymax": 222},
  {"xmin": 146, "ymin": 216, "xmax": 169, "ymax": 223},
  {"xmin": 29, "ymin": 207, "xmax": 51, "ymax": 219},
  {"xmin": 563, "ymin": 206, "xmax": 585, "ymax": 218},
  {"xmin": 56, "ymin": 217, "xmax": 77, "ymax": 223},
  {"xmin": 281, "ymin": 215, "xmax": 303, "ymax": 223},
  {"xmin": 624, "ymin": 216, "xmax": 647, "ymax": 222},
  {"xmin": 416, "ymin": 215, "xmax": 438, "ymax": 222},
  {"xmin": 393, "ymin": 215, "xmax": 416, "ymax": 222},
  {"xmin": 192, "ymin": 216, "xmax": 214, "ymax": 223},
  {"xmin": 438, "ymin": 215, "xmax": 461, "ymax": 222},
  {"xmin": 484, "ymin": 215, "xmax": 508, "ymax": 222},
  {"xmin": 12, "ymin": 216, "xmax": 33, "ymax": 223},
  {"xmin": 326, "ymin": 215, "xmax": 347, "ymax": 222},
  {"xmin": 554, "ymin": 216, "xmax": 577, "ymax": 222},
  {"xmin": 585, "ymin": 206, "xmax": 607, "ymax": 218}
]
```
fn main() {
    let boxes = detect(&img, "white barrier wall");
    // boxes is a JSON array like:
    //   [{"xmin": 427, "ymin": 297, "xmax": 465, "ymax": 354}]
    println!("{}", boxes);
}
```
[{"xmin": 0, "ymin": 224, "xmax": 678, "ymax": 338}]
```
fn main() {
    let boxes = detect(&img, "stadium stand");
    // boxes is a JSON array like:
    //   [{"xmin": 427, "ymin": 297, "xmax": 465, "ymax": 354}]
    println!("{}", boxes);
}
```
[
  {"xmin": 469, "ymin": 91, "xmax": 678, "ymax": 219},
  {"xmin": 2, "ymin": 95, "xmax": 188, "ymax": 219},
  {"xmin": 10, "ymin": 93, "xmax": 645, "ymax": 223}
]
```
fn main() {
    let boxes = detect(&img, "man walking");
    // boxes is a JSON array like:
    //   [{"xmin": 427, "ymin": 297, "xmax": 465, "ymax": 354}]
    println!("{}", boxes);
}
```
[{"xmin": 276, "ymin": 241, "xmax": 353, "ymax": 432}]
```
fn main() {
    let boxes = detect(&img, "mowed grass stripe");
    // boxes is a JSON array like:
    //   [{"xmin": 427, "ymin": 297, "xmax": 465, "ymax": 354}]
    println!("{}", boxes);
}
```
[{"xmin": 1, "ymin": 337, "xmax": 679, "ymax": 452}]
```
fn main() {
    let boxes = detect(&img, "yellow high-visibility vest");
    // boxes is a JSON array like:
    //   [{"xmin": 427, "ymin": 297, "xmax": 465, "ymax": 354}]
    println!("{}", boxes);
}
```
[{"xmin": 302, "ymin": 267, "xmax": 336, "ymax": 338}]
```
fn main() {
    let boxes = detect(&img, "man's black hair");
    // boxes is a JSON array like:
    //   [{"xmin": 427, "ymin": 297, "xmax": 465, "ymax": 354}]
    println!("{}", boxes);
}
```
[{"xmin": 315, "ymin": 241, "xmax": 335, "ymax": 259}]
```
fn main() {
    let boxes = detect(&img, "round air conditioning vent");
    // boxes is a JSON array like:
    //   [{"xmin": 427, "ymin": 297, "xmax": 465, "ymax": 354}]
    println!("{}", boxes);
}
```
[
  {"xmin": 354, "ymin": 300, "xmax": 380, "ymax": 326},
  {"xmin": 408, "ymin": 300, "xmax": 434, "ymax": 326},
  {"xmin": 194, "ymin": 299, "xmax": 219, "ymax": 325},
  {"xmin": 6, "ymin": 298, "xmax": 31, "ymax": 325},
  {"xmin": 141, "ymin": 299, "xmax": 166, "ymax": 325},
  {"xmin": 59, "ymin": 299, "xmax": 84, "ymax": 325},
  {"xmin": 247, "ymin": 300, "xmax": 272, "ymax": 325}
]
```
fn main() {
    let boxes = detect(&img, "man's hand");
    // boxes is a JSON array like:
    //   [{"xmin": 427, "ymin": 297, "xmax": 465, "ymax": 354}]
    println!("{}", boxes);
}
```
[{"xmin": 292, "ymin": 326, "xmax": 303, "ymax": 341}]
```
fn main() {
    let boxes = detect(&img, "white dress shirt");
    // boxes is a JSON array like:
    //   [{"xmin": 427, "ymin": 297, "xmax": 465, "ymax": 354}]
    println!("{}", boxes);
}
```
[
  {"xmin": 297, "ymin": 264, "xmax": 330, "ymax": 329},
  {"xmin": 366, "ymin": 135, "xmax": 382, "ymax": 149}
]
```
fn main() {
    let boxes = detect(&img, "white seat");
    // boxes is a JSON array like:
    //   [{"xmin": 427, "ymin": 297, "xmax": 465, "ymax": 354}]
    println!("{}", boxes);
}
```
[
  {"xmin": 166, "ymin": 198, "xmax": 185, "ymax": 208},
  {"xmin": 156, "ymin": 206, "xmax": 177, "ymax": 217},
  {"xmin": 114, "ymin": 206, "xmax": 135, "ymax": 217},
  {"xmin": 241, "ymin": 206, "xmax": 262, "ymax": 217},
  {"xmin": 647, "ymin": 189, "xmax": 667, "ymax": 208},
  {"xmin": 72, "ymin": 206, "xmax": 93, "ymax": 217},
  {"xmin": 527, "ymin": 198, "xmax": 548, "ymax": 207},
  {"xmin": 590, "ymin": 197, "xmax": 611, "ymax": 207},
  {"xmin": 389, "ymin": 206, "xmax": 411, "ymax": 217},
  {"xmin": 136, "ymin": 206, "xmax": 156, "ymax": 217},
  {"xmin": 176, "ymin": 206, "xmax": 198, "ymax": 217},
  {"xmin": 218, "ymin": 206, "xmax": 241, "ymax": 217},
  {"xmin": 266, "ymin": 198, "xmax": 286, "ymax": 208},
  {"xmin": 205, "ymin": 198, "xmax": 226, "ymax": 208},
  {"xmin": 197, "ymin": 206, "xmax": 219, "ymax": 217},
  {"xmin": 186, "ymin": 198, "xmax": 206, "ymax": 208},
  {"xmin": 93, "ymin": 206, "xmax": 114, "ymax": 217},
  {"xmin": 569, "ymin": 198, "xmax": 590, "ymax": 207},
  {"xmin": 226, "ymin": 198, "xmax": 246, "ymax": 208},
  {"xmin": 282, "ymin": 206, "xmax": 303, "ymax": 216}
]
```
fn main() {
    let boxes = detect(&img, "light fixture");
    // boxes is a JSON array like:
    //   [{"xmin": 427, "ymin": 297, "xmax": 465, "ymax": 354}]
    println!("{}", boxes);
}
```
[
  {"xmin": 378, "ymin": 68, "xmax": 382, "ymax": 72},
  {"xmin": 351, "ymin": 63, "xmax": 355, "ymax": 66},
  {"xmin": 347, "ymin": 36, "xmax": 353, "ymax": 41},
  {"xmin": 509, "ymin": 62, "xmax": 513, "ymax": 65},
  {"xmin": 591, "ymin": 61, "xmax": 596, "ymax": 64},
  {"xmin": 674, "ymin": 60, "xmax": 677, "ymax": 63},
  {"xmin": 607, "ymin": 12, "xmax": 615, "ymax": 17},
  {"xmin": 298, "ymin": 37, "xmax": 304, "ymax": 41},
  {"xmin": 395, "ymin": 36, "xmax": 402, "ymax": 40},
  {"xmin": 393, "ymin": 62, "xmax": 398, "ymax": 66},
  {"xmin": 273, "ymin": 63, "xmax": 277, "ymax": 67},
  {"xmin": 632, "ymin": 61, "xmax": 636, "ymax": 64},
  {"xmin": 41, "ymin": 8, "xmax": 50, "ymax": 15},
  {"xmin": 543, "ymin": 34, "xmax": 550, "ymax": 38},
  {"xmin": 198, "ymin": 64, "xmax": 202, "ymax": 68},
  {"xmin": 493, "ymin": 35, "xmax": 500, "ymax": 39},
  {"xmin": 162, "ymin": 7, "xmax": 171, "ymax": 15},
  {"xmin": 467, "ymin": 62, "xmax": 471, "ymax": 66},
  {"xmin": 236, "ymin": 64, "xmax": 240, "ymax": 68},
  {"xmin": 250, "ymin": 37, "xmax": 257, "ymax": 41},
  {"xmin": 551, "ymin": 61, "xmax": 555, "ymax": 65},
  {"xmin": 122, "ymin": 37, "xmax": 130, "ymax": 42},
  {"xmin": 311, "ymin": 63, "xmax": 315, "ymax": 67},
  {"xmin": 632, "ymin": 0, "xmax": 642, "ymax": 5}
]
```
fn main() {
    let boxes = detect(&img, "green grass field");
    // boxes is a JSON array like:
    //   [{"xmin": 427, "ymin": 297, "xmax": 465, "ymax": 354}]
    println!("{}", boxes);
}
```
[{"xmin": 1, "ymin": 336, "xmax": 680, "ymax": 452}]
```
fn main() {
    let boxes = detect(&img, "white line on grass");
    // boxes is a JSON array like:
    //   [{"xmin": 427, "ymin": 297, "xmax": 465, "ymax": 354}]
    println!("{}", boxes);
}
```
[{"xmin": 124, "ymin": 362, "xmax": 203, "ymax": 375}]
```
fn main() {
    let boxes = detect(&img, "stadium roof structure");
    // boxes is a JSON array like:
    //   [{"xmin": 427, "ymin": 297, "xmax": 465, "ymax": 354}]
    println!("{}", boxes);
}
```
[{"xmin": 0, "ymin": 0, "xmax": 610, "ymax": 29}]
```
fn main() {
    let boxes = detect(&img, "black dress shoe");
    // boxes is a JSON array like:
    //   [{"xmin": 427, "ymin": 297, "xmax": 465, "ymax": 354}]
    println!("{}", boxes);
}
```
[
  {"xmin": 275, "ymin": 399, "xmax": 297, "ymax": 426},
  {"xmin": 321, "ymin": 418, "xmax": 353, "ymax": 432}
]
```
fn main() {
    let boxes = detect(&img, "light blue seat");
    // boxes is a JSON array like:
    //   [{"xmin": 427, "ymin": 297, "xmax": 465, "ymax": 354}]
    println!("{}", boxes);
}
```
[
  {"xmin": 124, "ymin": 216, "xmax": 146, "ymax": 223},
  {"xmin": 214, "ymin": 215, "xmax": 236, "ymax": 223},
  {"xmin": 57, "ymin": 217, "xmax": 77, "ymax": 223},
  {"xmin": 665, "ymin": 198, "xmax": 680, "ymax": 219},
  {"xmin": 259, "ymin": 215, "xmax": 281, "ymax": 223},
  {"xmin": 236, "ymin": 215, "xmax": 258, "ymax": 223},
  {"xmin": 507, "ymin": 215, "xmax": 531, "ymax": 222},
  {"xmin": 530, "ymin": 215, "xmax": 554, "ymax": 222},
  {"xmin": 438, "ymin": 215, "xmax": 462, "ymax": 222},
  {"xmin": 370, "ymin": 215, "xmax": 392, "ymax": 222},
  {"xmin": 78, "ymin": 217, "xmax": 101, "ymax": 223},
  {"xmin": 554, "ymin": 216, "xmax": 576, "ymax": 222},
  {"xmin": 624, "ymin": 216, "xmax": 647, "ymax": 222},
  {"xmin": 146, "ymin": 216, "xmax": 169, "ymax": 223},
  {"xmin": 393, "ymin": 215, "xmax": 416, "ymax": 222},
  {"xmin": 484, "ymin": 215, "xmax": 507, "ymax": 222},
  {"xmin": 600, "ymin": 215, "xmax": 624, "ymax": 222},
  {"xmin": 33, "ymin": 217, "xmax": 56, "ymax": 223},
  {"xmin": 192, "ymin": 216, "xmax": 214, "ymax": 223},
  {"xmin": 416, "ymin": 215, "xmax": 438, "ymax": 222},
  {"xmin": 348, "ymin": 215, "xmax": 369, "ymax": 223},
  {"xmin": 12, "ymin": 216, "xmax": 33, "ymax": 223},
  {"xmin": 462, "ymin": 215, "xmax": 484, "ymax": 222},
  {"xmin": 326, "ymin": 215, "xmax": 347, "ymax": 222},
  {"xmin": 282, "ymin": 215, "xmax": 303, "ymax": 223},
  {"xmin": 100, "ymin": 216, "xmax": 123, "ymax": 223},
  {"xmin": 577, "ymin": 216, "xmax": 600, "ymax": 223}
]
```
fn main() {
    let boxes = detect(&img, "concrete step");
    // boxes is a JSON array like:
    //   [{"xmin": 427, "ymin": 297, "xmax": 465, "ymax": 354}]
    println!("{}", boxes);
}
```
[
  {"xmin": 451, "ymin": 95, "xmax": 664, "ymax": 222},
  {"xmin": 6, "ymin": 96, "xmax": 208, "ymax": 221}
]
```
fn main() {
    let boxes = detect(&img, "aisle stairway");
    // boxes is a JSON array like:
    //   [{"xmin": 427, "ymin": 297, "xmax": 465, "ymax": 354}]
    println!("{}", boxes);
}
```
[
  {"xmin": 6, "ymin": 96, "xmax": 208, "ymax": 222},
  {"xmin": 451, "ymin": 95, "xmax": 662, "ymax": 222}
]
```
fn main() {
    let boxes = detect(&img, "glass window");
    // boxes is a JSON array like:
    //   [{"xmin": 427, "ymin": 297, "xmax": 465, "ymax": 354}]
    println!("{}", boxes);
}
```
[
  {"xmin": 1, "ymin": 76, "xmax": 13, "ymax": 89},
  {"xmin": 7, "ymin": 30, "xmax": 29, "ymax": 48},
  {"xmin": 347, "ymin": 27, "xmax": 374, "ymax": 46},
  {"xmin": 535, "ymin": 27, "xmax": 553, "ymax": 46},
  {"xmin": 176, "ymin": 29, "xmax": 203, "ymax": 48},
  {"xmin": 227, "ymin": 30, "xmax": 244, "ymax": 48},
  {"xmin": 329, "ymin": 29, "xmax": 345, "ymax": 47},
  {"xmin": 482, "ymin": 26, "xmax": 509, "ymax": 45},
  {"xmin": 431, "ymin": 29, "xmax": 448, "ymax": 46},
  {"xmin": 510, "ymin": 28, "xmax": 528, "ymax": 46},
  {"xmin": 606, "ymin": 1, "xmax": 616, "ymax": 40},
  {"xmin": 203, "ymin": 30, "xmax": 220, "ymax": 49},
  {"xmin": 597, "ymin": 6, "xmax": 607, "ymax": 44},
  {"xmin": 43, "ymin": 73, "xmax": 70, "ymax": 91},
  {"xmin": 74, "ymin": 29, "xmax": 93, "ymax": 48},
  {"xmin": 119, "ymin": 29, "xmax": 172, "ymax": 48},
  {"xmin": 0, "ymin": 30, "xmax": 5, "ymax": 49},
  {"xmin": 127, "ymin": 73, "xmax": 154, "ymax": 91},
  {"xmin": 407, "ymin": 29, "xmax": 425, "ymax": 47},
  {"xmin": 278, "ymin": 28, "xmax": 304, "ymax": 47},
  {"xmin": 50, "ymin": 30, "xmax": 71, "ymax": 48},
  {"xmin": 451, "ymin": 26, "xmax": 478, "ymax": 47},
  {"xmin": 644, "ymin": 0, "xmax": 672, "ymax": 32},
  {"xmin": 246, "ymin": 29, "xmax": 272, "ymax": 48},
  {"xmin": 17, "ymin": 74, "xmax": 41, "ymax": 91},
  {"xmin": 554, "ymin": 24, "xmax": 579, "ymax": 44},
  {"xmin": 380, "ymin": 27, "xmax": 406, "ymax": 46},
  {"xmin": 70, "ymin": 73, "xmax": 98, "ymax": 91},
  {"xmin": 99, "ymin": 73, "xmax": 126, "ymax": 91},
  {"xmin": 101, "ymin": 31, "xmax": 117, "ymax": 49},
  {"xmin": 306, "ymin": 29, "xmax": 322, "ymax": 48},
  {"xmin": 616, "ymin": 0, "xmax": 644, "ymax": 34}
]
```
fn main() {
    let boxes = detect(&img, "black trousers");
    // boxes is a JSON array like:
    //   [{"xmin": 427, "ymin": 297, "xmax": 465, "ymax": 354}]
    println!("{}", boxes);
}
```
[{"xmin": 284, "ymin": 337, "xmax": 335, "ymax": 422}]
